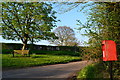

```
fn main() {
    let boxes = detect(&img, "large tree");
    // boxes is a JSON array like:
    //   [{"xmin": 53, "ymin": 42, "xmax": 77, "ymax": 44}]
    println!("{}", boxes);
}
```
[
  {"xmin": 51, "ymin": 26, "xmax": 79, "ymax": 46},
  {"xmin": 2, "ymin": 2, "xmax": 57, "ymax": 50}
]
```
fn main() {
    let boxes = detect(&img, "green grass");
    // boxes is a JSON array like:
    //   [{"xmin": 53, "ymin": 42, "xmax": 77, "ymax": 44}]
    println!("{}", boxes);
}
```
[
  {"xmin": 2, "ymin": 54, "xmax": 82, "ymax": 69},
  {"xmin": 77, "ymin": 62, "xmax": 120, "ymax": 79},
  {"xmin": 77, "ymin": 62, "xmax": 105, "ymax": 80}
]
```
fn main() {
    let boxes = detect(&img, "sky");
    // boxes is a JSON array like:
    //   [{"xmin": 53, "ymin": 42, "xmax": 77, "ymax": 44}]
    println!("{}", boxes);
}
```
[{"xmin": 0, "ymin": 2, "xmax": 89, "ymax": 46}]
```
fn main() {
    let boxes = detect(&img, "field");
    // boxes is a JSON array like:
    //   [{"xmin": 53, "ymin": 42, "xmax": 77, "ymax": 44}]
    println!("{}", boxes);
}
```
[{"xmin": 2, "ymin": 54, "xmax": 82, "ymax": 69}]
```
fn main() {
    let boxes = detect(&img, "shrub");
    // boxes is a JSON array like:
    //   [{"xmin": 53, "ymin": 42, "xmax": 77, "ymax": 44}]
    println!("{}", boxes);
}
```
[
  {"xmin": 2, "ymin": 49, "xmax": 81, "ymax": 56},
  {"xmin": 30, "ymin": 50, "xmax": 80, "ymax": 56},
  {"xmin": 2, "ymin": 49, "xmax": 13, "ymax": 54}
]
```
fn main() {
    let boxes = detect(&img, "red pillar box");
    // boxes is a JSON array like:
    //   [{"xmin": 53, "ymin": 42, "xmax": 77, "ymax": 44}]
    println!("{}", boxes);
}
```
[{"xmin": 102, "ymin": 40, "xmax": 117, "ymax": 61}]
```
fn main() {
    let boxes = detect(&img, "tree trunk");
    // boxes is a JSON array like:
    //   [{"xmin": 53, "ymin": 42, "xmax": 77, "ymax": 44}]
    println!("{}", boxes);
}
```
[
  {"xmin": 22, "ymin": 39, "xmax": 28, "ymax": 50},
  {"xmin": 22, "ymin": 43, "xmax": 26, "ymax": 50},
  {"xmin": 31, "ymin": 38, "xmax": 34, "ymax": 50},
  {"xmin": 22, "ymin": 41, "xmax": 27, "ymax": 55}
]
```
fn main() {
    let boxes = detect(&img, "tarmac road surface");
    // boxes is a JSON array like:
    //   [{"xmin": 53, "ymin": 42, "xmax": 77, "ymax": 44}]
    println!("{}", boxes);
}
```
[{"xmin": 2, "ymin": 61, "xmax": 91, "ymax": 80}]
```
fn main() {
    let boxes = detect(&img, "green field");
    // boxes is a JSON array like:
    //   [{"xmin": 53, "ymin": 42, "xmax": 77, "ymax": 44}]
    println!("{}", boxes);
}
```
[{"xmin": 2, "ymin": 54, "xmax": 82, "ymax": 69}]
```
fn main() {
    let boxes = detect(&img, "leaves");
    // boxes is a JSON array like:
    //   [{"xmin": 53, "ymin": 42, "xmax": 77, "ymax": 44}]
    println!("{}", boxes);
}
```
[
  {"xmin": 2, "ymin": 2, "xmax": 57, "ymax": 45},
  {"xmin": 77, "ymin": 2, "xmax": 120, "ymax": 61}
]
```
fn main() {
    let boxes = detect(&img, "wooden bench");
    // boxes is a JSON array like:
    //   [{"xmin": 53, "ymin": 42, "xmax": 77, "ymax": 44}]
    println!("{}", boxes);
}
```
[{"xmin": 13, "ymin": 50, "xmax": 30, "ymax": 57}]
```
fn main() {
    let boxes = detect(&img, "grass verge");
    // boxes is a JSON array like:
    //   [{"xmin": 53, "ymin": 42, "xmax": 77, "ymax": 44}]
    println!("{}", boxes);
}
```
[
  {"xmin": 77, "ymin": 62, "xmax": 106, "ymax": 80},
  {"xmin": 2, "ymin": 54, "xmax": 82, "ymax": 70},
  {"xmin": 77, "ymin": 61, "xmax": 120, "ymax": 80}
]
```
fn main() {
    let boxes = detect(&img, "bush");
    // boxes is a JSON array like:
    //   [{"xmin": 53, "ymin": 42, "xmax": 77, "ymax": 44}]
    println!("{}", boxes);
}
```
[
  {"xmin": 2, "ymin": 49, "xmax": 81, "ymax": 56},
  {"xmin": 30, "ymin": 50, "xmax": 80, "ymax": 56},
  {"xmin": 2, "ymin": 49, "xmax": 13, "ymax": 54}
]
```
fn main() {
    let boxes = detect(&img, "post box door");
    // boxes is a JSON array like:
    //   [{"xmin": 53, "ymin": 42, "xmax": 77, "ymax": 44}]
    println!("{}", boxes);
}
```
[
  {"xmin": 102, "ymin": 43, "xmax": 107, "ymax": 61},
  {"xmin": 102, "ymin": 40, "xmax": 117, "ymax": 61}
]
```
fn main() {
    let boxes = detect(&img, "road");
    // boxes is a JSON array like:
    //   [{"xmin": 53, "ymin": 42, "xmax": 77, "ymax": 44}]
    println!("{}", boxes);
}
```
[{"xmin": 2, "ymin": 61, "xmax": 91, "ymax": 80}]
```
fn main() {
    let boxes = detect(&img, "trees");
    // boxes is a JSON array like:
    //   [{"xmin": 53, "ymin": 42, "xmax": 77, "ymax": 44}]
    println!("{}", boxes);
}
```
[
  {"xmin": 77, "ymin": 2, "xmax": 120, "ymax": 78},
  {"xmin": 2, "ymin": 2, "xmax": 57, "ymax": 50},
  {"xmin": 51, "ymin": 26, "xmax": 79, "ymax": 46},
  {"xmin": 55, "ymin": 2, "xmax": 120, "ymax": 78},
  {"xmin": 54, "ymin": 2, "xmax": 120, "ymax": 58},
  {"xmin": 77, "ymin": 2, "xmax": 120, "ymax": 59}
]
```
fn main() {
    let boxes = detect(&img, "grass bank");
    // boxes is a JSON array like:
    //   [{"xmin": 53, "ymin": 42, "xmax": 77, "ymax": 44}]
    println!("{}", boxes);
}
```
[
  {"xmin": 77, "ymin": 61, "xmax": 120, "ymax": 79},
  {"xmin": 2, "ymin": 54, "xmax": 82, "ymax": 69},
  {"xmin": 77, "ymin": 62, "xmax": 106, "ymax": 80}
]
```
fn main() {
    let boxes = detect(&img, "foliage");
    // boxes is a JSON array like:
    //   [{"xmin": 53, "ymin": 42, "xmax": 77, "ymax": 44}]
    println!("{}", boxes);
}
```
[
  {"xmin": 102, "ymin": 61, "xmax": 120, "ymax": 79},
  {"xmin": 2, "ymin": 43, "xmax": 81, "ymax": 52},
  {"xmin": 31, "ymin": 50, "xmax": 81, "ymax": 56},
  {"xmin": 77, "ymin": 2, "xmax": 120, "ymax": 60},
  {"xmin": 55, "ymin": 2, "xmax": 120, "ymax": 78},
  {"xmin": 2, "ymin": 49, "xmax": 13, "ymax": 54},
  {"xmin": 2, "ymin": 43, "xmax": 82, "ymax": 56},
  {"xmin": 53, "ymin": 2, "xmax": 80, "ymax": 14},
  {"xmin": 58, "ymin": 2, "xmax": 120, "ymax": 79},
  {"xmin": 2, "ymin": 54, "xmax": 81, "ymax": 69},
  {"xmin": 77, "ymin": 2, "xmax": 120, "ymax": 78},
  {"xmin": 2, "ymin": 2, "xmax": 57, "ymax": 50},
  {"xmin": 50, "ymin": 26, "xmax": 79, "ymax": 46},
  {"xmin": 53, "ymin": 2, "xmax": 91, "ymax": 14},
  {"xmin": 2, "ymin": 43, "xmax": 9, "ymax": 49}
]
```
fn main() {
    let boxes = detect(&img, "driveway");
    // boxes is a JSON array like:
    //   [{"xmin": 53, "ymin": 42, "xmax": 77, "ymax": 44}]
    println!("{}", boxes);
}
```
[{"xmin": 2, "ymin": 61, "xmax": 91, "ymax": 79}]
